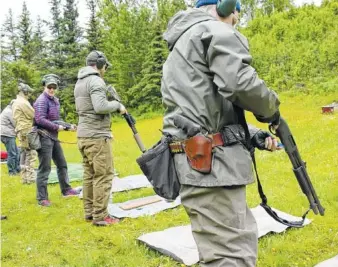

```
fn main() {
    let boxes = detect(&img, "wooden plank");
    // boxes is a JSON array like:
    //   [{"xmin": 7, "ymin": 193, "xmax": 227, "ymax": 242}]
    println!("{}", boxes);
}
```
[{"xmin": 119, "ymin": 196, "xmax": 162, "ymax": 210}]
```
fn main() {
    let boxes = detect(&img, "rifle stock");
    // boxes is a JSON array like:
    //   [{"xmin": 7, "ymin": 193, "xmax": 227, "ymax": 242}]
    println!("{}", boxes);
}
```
[{"xmin": 271, "ymin": 117, "xmax": 325, "ymax": 216}]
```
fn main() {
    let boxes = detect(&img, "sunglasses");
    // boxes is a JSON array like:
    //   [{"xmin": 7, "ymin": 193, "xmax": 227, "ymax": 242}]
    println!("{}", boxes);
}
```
[{"xmin": 47, "ymin": 85, "xmax": 57, "ymax": 90}]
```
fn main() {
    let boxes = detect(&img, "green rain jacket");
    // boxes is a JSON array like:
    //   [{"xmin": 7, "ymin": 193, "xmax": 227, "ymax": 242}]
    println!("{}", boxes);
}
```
[
  {"xmin": 161, "ymin": 8, "xmax": 280, "ymax": 187},
  {"xmin": 74, "ymin": 66, "xmax": 121, "ymax": 138}
]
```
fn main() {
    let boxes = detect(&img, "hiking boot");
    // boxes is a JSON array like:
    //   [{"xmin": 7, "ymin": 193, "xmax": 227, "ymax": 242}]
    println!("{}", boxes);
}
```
[
  {"xmin": 92, "ymin": 216, "xmax": 120, "ymax": 226},
  {"xmin": 63, "ymin": 188, "xmax": 79, "ymax": 197},
  {"xmin": 38, "ymin": 200, "xmax": 51, "ymax": 207},
  {"xmin": 85, "ymin": 215, "xmax": 93, "ymax": 222}
]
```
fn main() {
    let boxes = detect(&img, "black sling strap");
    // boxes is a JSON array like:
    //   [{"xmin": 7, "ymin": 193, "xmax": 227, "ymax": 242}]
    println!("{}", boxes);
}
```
[{"xmin": 234, "ymin": 105, "xmax": 309, "ymax": 228}]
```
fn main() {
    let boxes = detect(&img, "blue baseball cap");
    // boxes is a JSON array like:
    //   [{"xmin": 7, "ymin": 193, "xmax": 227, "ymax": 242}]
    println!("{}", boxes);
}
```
[
  {"xmin": 196, "ymin": 0, "xmax": 241, "ymax": 12},
  {"xmin": 236, "ymin": 1, "xmax": 241, "ymax": 12},
  {"xmin": 196, "ymin": 0, "xmax": 217, "ymax": 8}
]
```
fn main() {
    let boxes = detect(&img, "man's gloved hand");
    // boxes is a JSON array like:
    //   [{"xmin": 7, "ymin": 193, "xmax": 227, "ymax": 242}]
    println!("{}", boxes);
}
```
[
  {"xmin": 255, "ymin": 110, "xmax": 280, "ymax": 126},
  {"xmin": 251, "ymin": 130, "xmax": 279, "ymax": 151}
]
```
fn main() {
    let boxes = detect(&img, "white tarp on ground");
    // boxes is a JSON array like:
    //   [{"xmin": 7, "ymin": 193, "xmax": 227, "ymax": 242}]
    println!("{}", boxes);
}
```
[
  {"xmin": 108, "ymin": 195, "xmax": 181, "ymax": 218},
  {"xmin": 138, "ymin": 205, "xmax": 312, "ymax": 266},
  {"xmin": 314, "ymin": 255, "xmax": 338, "ymax": 267},
  {"xmin": 79, "ymin": 174, "xmax": 152, "ymax": 198},
  {"xmin": 111, "ymin": 174, "xmax": 152, "ymax": 192}
]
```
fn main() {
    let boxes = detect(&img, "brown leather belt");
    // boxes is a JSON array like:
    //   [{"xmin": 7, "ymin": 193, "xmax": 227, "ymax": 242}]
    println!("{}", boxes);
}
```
[{"xmin": 169, "ymin": 133, "xmax": 223, "ymax": 153}]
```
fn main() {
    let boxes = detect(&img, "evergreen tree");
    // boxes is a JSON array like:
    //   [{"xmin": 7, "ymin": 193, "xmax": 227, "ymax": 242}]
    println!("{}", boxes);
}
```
[
  {"xmin": 58, "ymin": 0, "xmax": 85, "ymax": 122},
  {"xmin": 61, "ymin": 0, "xmax": 82, "ymax": 46},
  {"xmin": 17, "ymin": 1, "xmax": 34, "ymax": 62},
  {"xmin": 128, "ymin": 21, "xmax": 168, "ymax": 111},
  {"xmin": 86, "ymin": 0, "xmax": 103, "ymax": 51},
  {"xmin": 1, "ymin": 60, "xmax": 41, "ymax": 108},
  {"xmin": 241, "ymin": 0, "xmax": 294, "ymax": 19},
  {"xmin": 49, "ymin": 0, "xmax": 62, "ymax": 36},
  {"xmin": 99, "ymin": 1, "xmax": 153, "ymax": 102},
  {"xmin": 157, "ymin": 0, "xmax": 186, "ymax": 30},
  {"xmin": 31, "ymin": 16, "xmax": 47, "ymax": 67},
  {"xmin": 48, "ymin": 0, "xmax": 63, "ymax": 69},
  {"xmin": 1, "ymin": 9, "xmax": 19, "ymax": 61}
]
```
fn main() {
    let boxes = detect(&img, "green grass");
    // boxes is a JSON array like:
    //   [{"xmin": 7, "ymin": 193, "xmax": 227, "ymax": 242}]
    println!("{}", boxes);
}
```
[{"xmin": 1, "ymin": 92, "xmax": 338, "ymax": 267}]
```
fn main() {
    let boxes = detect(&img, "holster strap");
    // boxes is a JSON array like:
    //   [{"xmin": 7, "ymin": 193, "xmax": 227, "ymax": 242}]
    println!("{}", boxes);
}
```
[{"xmin": 169, "ymin": 133, "xmax": 223, "ymax": 154}]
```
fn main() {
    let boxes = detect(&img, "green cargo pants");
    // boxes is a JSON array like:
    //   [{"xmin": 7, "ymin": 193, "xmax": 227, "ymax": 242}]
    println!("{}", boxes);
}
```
[
  {"xmin": 78, "ymin": 138, "xmax": 114, "ymax": 221},
  {"xmin": 180, "ymin": 185, "xmax": 258, "ymax": 267}
]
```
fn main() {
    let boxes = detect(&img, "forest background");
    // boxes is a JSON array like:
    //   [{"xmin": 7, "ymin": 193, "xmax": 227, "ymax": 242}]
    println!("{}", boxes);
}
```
[{"xmin": 1, "ymin": 0, "xmax": 338, "ymax": 122}]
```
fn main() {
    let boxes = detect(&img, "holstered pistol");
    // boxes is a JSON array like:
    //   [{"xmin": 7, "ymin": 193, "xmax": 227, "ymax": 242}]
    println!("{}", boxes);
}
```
[{"xmin": 184, "ymin": 135, "xmax": 212, "ymax": 174}]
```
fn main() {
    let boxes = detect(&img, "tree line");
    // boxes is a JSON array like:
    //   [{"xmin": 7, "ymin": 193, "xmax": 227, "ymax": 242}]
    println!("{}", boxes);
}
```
[{"xmin": 1, "ymin": 0, "xmax": 337, "ymax": 123}]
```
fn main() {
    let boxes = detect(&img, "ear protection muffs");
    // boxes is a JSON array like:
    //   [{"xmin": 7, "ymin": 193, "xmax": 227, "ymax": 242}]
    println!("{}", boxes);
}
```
[
  {"xmin": 41, "ymin": 74, "xmax": 61, "ymax": 86},
  {"xmin": 95, "ymin": 51, "xmax": 107, "ymax": 70},
  {"xmin": 216, "ymin": 0, "xmax": 238, "ymax": 18}
]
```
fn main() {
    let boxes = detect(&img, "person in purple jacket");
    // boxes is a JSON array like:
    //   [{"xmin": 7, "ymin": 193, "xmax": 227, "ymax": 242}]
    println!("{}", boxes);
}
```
[{"xmin": 34, "ymin": 74, "xmax": 78, "ymax": 207}]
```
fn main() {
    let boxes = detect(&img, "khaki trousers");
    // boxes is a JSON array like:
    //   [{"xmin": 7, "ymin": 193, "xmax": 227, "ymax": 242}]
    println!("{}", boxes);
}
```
[{"xmin": 78, "ymin": 138, "xmax": 114, "ymax": 221}]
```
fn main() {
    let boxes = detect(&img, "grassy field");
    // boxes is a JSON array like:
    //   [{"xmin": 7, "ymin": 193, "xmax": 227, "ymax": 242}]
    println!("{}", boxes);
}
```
[{"xmin": 1, "ymin": 92, "xmax": 338, "ymax": 267}]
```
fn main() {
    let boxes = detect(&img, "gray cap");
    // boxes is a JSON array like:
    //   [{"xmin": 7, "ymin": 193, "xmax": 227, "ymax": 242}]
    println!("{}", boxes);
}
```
[
  {"xmin": 86, "ymin": 50, "xmax": 112, "ymax": 68},
  {"xmin": 18, "ymin": 83, "xmax": 33, "ymax": 93},
  {"xmin": 42, "ymin": 74, "xmax": 60, "ymax": 88}
]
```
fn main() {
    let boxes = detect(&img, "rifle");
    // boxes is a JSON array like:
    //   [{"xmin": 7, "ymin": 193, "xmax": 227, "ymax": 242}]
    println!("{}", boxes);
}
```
[
  {"xmin": 269, "ymin": 117, "xmax": 325, "ymax": 216},
  {"xmin": 174, "ymin": 113, "xmax": 325, "ymax": 226},
  {"xmin": 106, "ymin": 85, "xmax": 146, "ymax": 153},
  {"xmin": 107, "ymin": 85, "xmax": 121, "ymax": 102},
  {"xmin": 53, "ymin": 120, "xmax": 73, "ymax": 131}
]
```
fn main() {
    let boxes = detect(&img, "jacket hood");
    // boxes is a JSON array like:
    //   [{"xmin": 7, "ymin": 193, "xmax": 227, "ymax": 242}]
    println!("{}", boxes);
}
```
[
  {"xmin": 77, "ymin": 66, "xmax": 100, "ymax": 79},
  {"xmin": 163, "ymin": 8, "xmax": 216, "ymax": 51}
]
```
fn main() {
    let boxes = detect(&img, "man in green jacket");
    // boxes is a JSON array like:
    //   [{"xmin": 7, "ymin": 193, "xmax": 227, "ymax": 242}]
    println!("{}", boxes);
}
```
[
  {"xmin": 12, "ymin": 83, "xmax": 37, "ymax": 184},
  {"xmin": 161, "ymin": 1, "xmax": 280, "ymax": 266},
  {"xmin": 74, "ymin": 51, "xmax": 126, "ymax": 226}
]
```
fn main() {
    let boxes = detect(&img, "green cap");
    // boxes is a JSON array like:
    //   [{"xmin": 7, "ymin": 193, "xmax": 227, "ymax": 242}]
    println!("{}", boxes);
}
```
[
  {"xmin": 42, "ymin": 74, "xmax": 60, "ymax": 88},
  {"xmin": 18, "ymin": 83, "xmax": 33, "ymax": 93}
]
